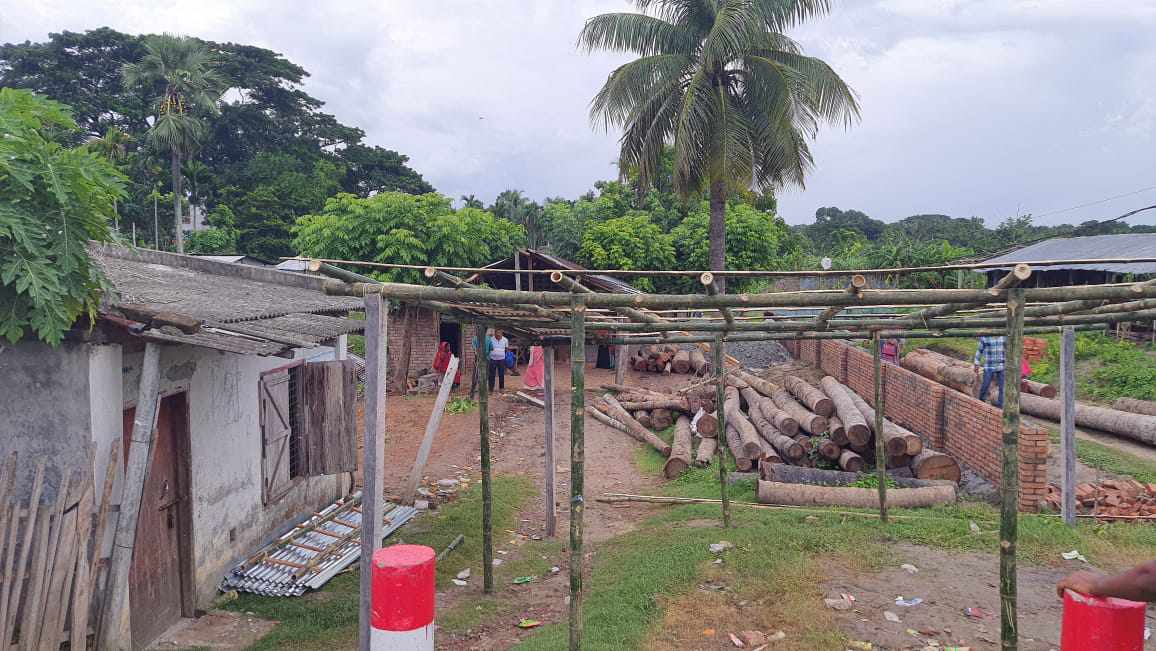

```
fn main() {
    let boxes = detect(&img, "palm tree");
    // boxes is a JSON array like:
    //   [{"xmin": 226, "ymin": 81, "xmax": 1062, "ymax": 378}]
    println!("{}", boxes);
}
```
[
  {"xmin": 460, "ymin": 194, "xmax": 484, "ymax": 209},
  {"xmin": 491, "ymin": 189, "xmax": 543, "ymax": 248},
  {"xmin": 87, "ymin": 127, "xmax": 134, "ymax": 231},
  {"xmin": 580, "ymin": 0, "xmax": 858, "ymax": 289},
  {"xmin": 122, "ymin": 34, "xmax": 224, "ymax": 253}
]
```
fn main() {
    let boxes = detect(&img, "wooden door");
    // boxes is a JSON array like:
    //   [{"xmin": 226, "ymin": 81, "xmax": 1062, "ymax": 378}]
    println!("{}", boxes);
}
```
[{"xmin": 122, "ymin": 393, "xmax": 188, "ymax": 648}]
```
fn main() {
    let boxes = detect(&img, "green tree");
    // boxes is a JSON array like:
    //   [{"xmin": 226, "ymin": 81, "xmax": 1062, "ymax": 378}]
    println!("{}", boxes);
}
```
[
  {"xmin": 121, "ymin": 34, "xmax": 225, "ymax": 253},
  {"xmin": 670, "ymin": 203, "xmax": 799, "ymax": 292},
  {"xmin": 0, "ymin": 89, "xmax": 125, "ymax": 344},
  {"xmin": 578, "ymin": 213, "xmax": 675, "ymax": 291},
  {"xmin": 185, "ymin": 227, "xmax": 237, "ymax": 254},
  {"xmin": 580, "ymin": 0, "xmax": 858, "ymax": 289},
  {"xmin": 460, "ymin": 194, "xmax": 484, "ymax": 209}
]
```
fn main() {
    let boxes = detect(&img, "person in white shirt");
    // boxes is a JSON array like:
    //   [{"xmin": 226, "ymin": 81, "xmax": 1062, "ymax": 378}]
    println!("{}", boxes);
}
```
[{"xmin": 488, "ymin": 329, "xmax": 509, "ymax": 392}]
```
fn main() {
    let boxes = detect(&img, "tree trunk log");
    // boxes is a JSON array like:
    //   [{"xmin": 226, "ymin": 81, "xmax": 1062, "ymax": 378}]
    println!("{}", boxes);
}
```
[
  {"xmin": 1022, "ymin": 378, "xmax": 1057, "ymax": 399},
  {"xmin": 694, "ymin": 436, "xmax": 717, "ymax": 467},
  {"xmin": 742, "ymin": 389, "xmax": 805, "ymax": 461},
  {"xmin": 886, "ymin": 453, "xmax": 912, "ymax": 469},
  {"xmin": 909, "ymin": 449, "xmax": 962, "ymax": 482},
  {"xmin": 725, "ymin": 423, "xmax": 754, "ymax": 472},
  {"xmin": 651, "ymin": 408, "xmax": 674, "ymax": 430},
  {"xmin": 588, "ymin": 407, "xmax": 625, "ymax": 431},
  {"xmin": 771, "ymin": 388, "xmax": 827, "ymax": 434},
  {"xmin": 596, "ymin": 396, "xmax": 672, "ymax": 456},
  {"xmin": 724, "ymin": 386, "xmax": 764, "ymax": 459},
  {"xmin": 633, "ymin": 410, "xmax": 653, "ymax": 429},
  {"xmin": 901, "ymin": 349, "xmax": 976, "ymax": 395},
  {"xmin": 732, "ymin": 369, "xmax": 777, "ymax": 398},
  {"xmin": 817, "ymin": 438, "xmax": 842, "ymax": 461},
  {"xmin": 838, "ymin": 449, "xmax": 865, "ymax": 472},
  {"xmin": 819, "ymin": 376, "xmax": 871, "ymax": 445},
  {"xmin": 1113, "ymin": 397, "xmax": 1156, "ymax": 417},
  {"xmin": 761, "ymin": 464, "xmax": 944, "ymax": 488},
  {"xmin": 618, "ymin": 397, "xmax": 694, "ymax": 413},
  {"xmin": 757, "ymin": 481, "xmax": 957, "ymax": 508},
  {"xmin": 827, "ymin": 416, "xmax": 849, "ymax": 446},
  {"xmin": 844, "ymin": 388, "xmax": 920, "ymax": 457},
  {"xmin": 751, "ymin": 395, "xmax": 799, "ymax": 436},
  {"xmin": 689, "ymin": 349, "xmax": 709, "ymax": 375},
  {"xmin": 664, "ymin": 415, "xmax": 694, "ymax": 479},
  {"xmin": 694, "ymin": 410, "xmax": 720, "ymax": 438},
  {"xmin": 1021, "ymin": 393, "xmax": 1156, "ymax": 446},
  {"xmin": 672, "ymin": 350, "xmax": 691, "ymax": 374},
  {"xmin": 793, "ymin": 435, "xmax": 812, "ymax": 455},
  {"xmin": 785, "ymin": 376, "xmax": 835, "ymax": 417},
  {"xmin": 758, "ymin": 439, "xmax": 783, "ymax": 465}
]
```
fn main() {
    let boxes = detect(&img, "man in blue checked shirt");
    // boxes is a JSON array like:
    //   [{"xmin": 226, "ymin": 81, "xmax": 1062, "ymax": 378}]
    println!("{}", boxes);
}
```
[{"xmin": 974, "ymin": 335, "xmax": 1007, "ymax": 408}]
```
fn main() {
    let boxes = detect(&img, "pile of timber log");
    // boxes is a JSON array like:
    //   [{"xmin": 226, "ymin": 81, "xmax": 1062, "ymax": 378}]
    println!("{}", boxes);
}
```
[
  {"xmin": 1044, "ymin": 479, "xmax": 1156, "ymax": 519},
  {"xmin": 630, "ymin": 345, "xmax": 710, "ymax": 375},
  {"xmin": 901, "ymin": 348, "xmax": 1057, "ymax": 400},
  {"xmin": 1021, "ymin": 393, "xmax": 1156, "ymax": 447},
  {"xmin": 597, "ymin": 369, "xmax": 961, "ymax": 484}
]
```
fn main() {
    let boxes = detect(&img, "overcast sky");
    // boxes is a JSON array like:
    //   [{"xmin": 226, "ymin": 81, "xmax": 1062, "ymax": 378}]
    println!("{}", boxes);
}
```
[{"xmin": 3, "ymin": 1, "xmax": 1156, "ymax": 227}]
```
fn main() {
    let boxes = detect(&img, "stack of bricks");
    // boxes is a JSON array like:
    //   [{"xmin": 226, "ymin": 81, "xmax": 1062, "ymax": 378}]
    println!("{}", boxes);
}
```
[
  {"xmin": 778, "ymin": 339, "xmax": 1050, "ymax": 512},
  {"xmin": 1045, "ymin": 479, "xmax": 1156, "ymax": 518},
  {"xmin": 1023, "ymin": 337, "xmax": 1048, "ymax": 364}
]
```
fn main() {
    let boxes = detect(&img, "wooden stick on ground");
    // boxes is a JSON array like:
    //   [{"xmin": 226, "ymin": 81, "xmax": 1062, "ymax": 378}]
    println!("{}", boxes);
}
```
[
  {"xmin": 664, "ymin": 416, "xmax": 694, "ymax": 479},
  {"xmin": 403, "ymin": 356, "xmax": 460, "ymax": 504},
  {"xmin": 757, "ymin": 480, "xmax": 956, "ymax": 508},
  {"xmin": 597, "ymin": 396, "xmax": 672, "ymax": 456}
]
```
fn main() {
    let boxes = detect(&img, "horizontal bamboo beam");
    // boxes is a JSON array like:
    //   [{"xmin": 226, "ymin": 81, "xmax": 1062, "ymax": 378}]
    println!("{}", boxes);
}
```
[
  {"xmin": 813, "ymin": 275, "xmax": 868, "ymax": 328},
  {"xmin": 590, "ymin": 324, "xmax": 1107, "ymax": 345},
  {"xmin": 897, "ymin": 264, "xmax": 1031, "ymax": 327},
  {"xmin": 429, "ymin": 268, "xmax": 563, "ymax": 320}
]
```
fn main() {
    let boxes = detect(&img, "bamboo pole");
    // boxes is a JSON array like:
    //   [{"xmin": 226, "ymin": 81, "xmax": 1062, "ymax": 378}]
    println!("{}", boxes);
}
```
[
  {"xmin": 1000, "ymin": 287, "xmax": 1026, "ymax": 651},
  {"xmin": 899, "ymin": 264, "xmax": 1031, "ymax": 326},
  {"xmin": 1060, "ymin": 327, "xmax": 1076, "ymax": 526},
  {"xmin": 402, "ymin": 356, "xmax": 460, "ymax": 504},
  {"xmin": 478, "ymin": 326, "xmax": 494, "ymax": 595},
  {"xmin": 595, "ymin": 324, "xmax": 1108, "ymax": 345},
  {"xmin": 701, "ymin": 272, "xmax": 734, "ymax": 326},
  {"xmin": 814, "ymin": 275, "xmax": 867, "ymax": 328},
  {"xmin": 569, "ymin": 295, "xmax": 587, "ymax": 651},
  {"xmin": 358, "ymin": 294, "xmax": 388, "ymax": 651},
  {"xmin": 544, "ymin": 346, "xmax": 557, "ymax": 538},
  {"xmin": 99, "ymin": 342, "xmax": 162, "ymax": 650},
  {"xmin": 430, "ymin": 268, "xmax": 562, "ymax": 320},
  {"xmin": 872, "ymin": 335, "xmax": 888, "ymax": 522},
  {"xmin": 714, "ymin": 335, "xmax": 731, "ymax": 528}
]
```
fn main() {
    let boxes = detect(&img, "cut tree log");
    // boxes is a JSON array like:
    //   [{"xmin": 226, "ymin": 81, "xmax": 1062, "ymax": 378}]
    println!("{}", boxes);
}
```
[
  {"xmin": 816, "ymin": 438, "xmax": 842, "ymax": 461},
  {"xmin": 784, "ymin": 376, "xmax": 835, "ymax": 417},
  {"xmin": 827, "ymin": 416, "xmax": 848, "ymax": 446},
  {"xmin": 1021, "ymin": 393, "xmax": 1156, "ymax": 446},
  {"xmin": 587, "ymin": 407, "xmax": 625, "ymax": 433},
  {"xmin": 793, "ymin": 435, "xmax": 813, "ymax": 455},
  {"xmin": 819, "ymin": 376, "xmax": 871, "ymax": 446},
  {"xmin": 838, "ymin": 449, "xmax": 865, "ymax": 472},
  {"xmin": 757, "ymin": 480, "xmax": 957, "ymax": 508},
  {"xmin": 1113, "ymin": 397, "xmax": 1156, "ymax": 417},
  {"xmin": 694, "ymin": 410, "xmax": 719, "ymax": 437},
  {"xmin": 618, "ymin": 397, "xmax": 697, "ymax": 413},
  {"xmin": 694, "ymin": 437, "xmax": 717, "ymax": 467},
  {"xmin": 664, "ymin": 416, "xmax": 694, "ymax": 479},
  {"xmin": 844, "ymin": 389, "xmax": 919, "ymax": 457},
  {"xmin": 908, "ymin": 449, "xmax": 962, "ymax": 482},
  {"xmin": 724, "ymin": 386, "xmax": 764, "ymax": 459},
  {"xmin": 672, "ymin": 350, "xmax": 691, "ymax": 374},
  {"xmin": 760, "ymin": 464, "xmax": 947, "ymax": 488},
  {"xmin": 751, "ymin": 395, "xmax": 799, "ymax": 436},
  {"xmin": 596, "ymin": 396, "xmax": 672, "ymax": 456},
  {"xmin": 901, "ymin": 349, "xmax": 976, "ymax": 395},
  {"xmin": 771, "ymin": 388, "xmax": 827, "ymax": 434},
  {"xmin": 1022, "ymin": 378, "xmax": 1057, "ymax": 399},
  {"xmin": 633, "ymin": 410, "xmax": 653, "ymax": 429},
  {"xmin": 887, "ymin": 453, "xmax": 912, "ymax": 469},
  {"xmin": 758, "ymin": 439, "xmax": 783, "ymax": 465},
  {"xmin": 689, "ymin": 348, "xmax": 710, "ymax": 375},
  {"xmin": 732, "ymin": 369, "xmax": 777, "ymax": 398},
  {"xmin": 741, "ymin": 388, "xmax": 805, "ymax": 461},
  {"xmin": 651, "ymin": 408, "xmax": 674, "ymax": 430},
  {"xmin": 725, "ymin": 424, "xmax": 754, "ymax": 472}
]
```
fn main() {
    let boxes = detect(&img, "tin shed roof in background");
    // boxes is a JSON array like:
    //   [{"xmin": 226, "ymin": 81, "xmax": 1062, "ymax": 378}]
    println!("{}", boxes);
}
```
[{"xmin": 976, "ymin": 234, "xmax": 1156, "ymax": 275}]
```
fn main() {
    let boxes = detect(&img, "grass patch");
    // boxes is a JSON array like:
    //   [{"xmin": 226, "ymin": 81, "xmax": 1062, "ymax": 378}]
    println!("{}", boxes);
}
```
[
  {"xmin": 1074, "ymin": 438, "xmax": 1156, "ymax": 484},
  {"xmin": 222, "ymin": 474, "xmax": 537, "ymax": 649},
  {"xmin": 1032, "ymin": 332, "xmax": 1156, "ymax": 403}
]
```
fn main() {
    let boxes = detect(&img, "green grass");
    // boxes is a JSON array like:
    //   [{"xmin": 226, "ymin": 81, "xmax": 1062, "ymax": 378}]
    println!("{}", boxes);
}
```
[
  {"xmin": 1074, "ymin": 438, "xmax": 1156, "ymax": 484},
  {"xmin": 221, "ymin": 475, "xmax": 538, "ymax": 649},
  {"xmin": 1032, "ymin": 332, "xmax": 1156, "ymax": 403}
]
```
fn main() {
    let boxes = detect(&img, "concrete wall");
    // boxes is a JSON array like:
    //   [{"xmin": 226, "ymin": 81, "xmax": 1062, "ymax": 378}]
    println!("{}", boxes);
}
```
[
  {"xmin": 0, "ymin": 340, "xmax": 93, "ymax": 502},
  {"xmin": 118, "ymin": 343, "xmax": 345, "ymax": 607}
]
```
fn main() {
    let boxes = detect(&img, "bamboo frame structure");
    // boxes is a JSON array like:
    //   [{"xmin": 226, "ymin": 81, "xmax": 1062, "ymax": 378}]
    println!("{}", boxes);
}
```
[{"xmin": 332, "ymin": 257, "xmax": 1156, "ymax": 651}]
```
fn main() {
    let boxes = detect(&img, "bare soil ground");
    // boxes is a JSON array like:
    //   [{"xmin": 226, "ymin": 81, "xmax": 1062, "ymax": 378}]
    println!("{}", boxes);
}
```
[{"xmin": 149, "ymin": 611, "xmax": 277, "ymax": 650}]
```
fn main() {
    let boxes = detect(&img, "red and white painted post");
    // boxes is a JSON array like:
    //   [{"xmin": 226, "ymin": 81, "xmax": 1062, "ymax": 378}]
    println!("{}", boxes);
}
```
[{"xmin": 371, "ymin": 545, "xmax": 436, "ymax": 650}]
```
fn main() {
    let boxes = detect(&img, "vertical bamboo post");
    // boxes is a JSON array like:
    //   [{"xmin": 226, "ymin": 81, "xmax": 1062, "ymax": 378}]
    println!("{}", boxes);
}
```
[
  {"xmin": 1000, "ymin": 287, "xmax": 1026, "ymax": 651},
  {"xmin": 1060, "ymin": 326, "xmax": 1077, "ymax": 525},
  {"xmin": 477, "ymin": 325, "xmax": 494, "ymax": 594},
  {"xmin": 569, "ymin": 295, "xmax": 587, "ymax": 651},
  {"xmin": 614, "ymin": 344, "xmax": 628, "ymax": 386},
  {"xmin": 99, "ymin": 341, "xmax": 162, "ymax": 650},
  {"xmin": 544, "ymin": 346, "xmax": 557, "ymax": 538},
  {"xmin": 358, "ymin": 294, "xmax": 388, "ymax": 651},
  {"xmin": 713, "ymin": 335, "xmax": 731, "ymax": 528},
  {"xmin": 872, "ymin": 334, "xmax": 888, "ymax": 522}
]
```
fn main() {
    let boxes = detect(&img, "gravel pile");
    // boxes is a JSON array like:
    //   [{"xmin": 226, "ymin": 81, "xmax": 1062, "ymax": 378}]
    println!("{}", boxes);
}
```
[{"xmin": 723, "ymin": 340, "xmax": 792, "ymax": 369}]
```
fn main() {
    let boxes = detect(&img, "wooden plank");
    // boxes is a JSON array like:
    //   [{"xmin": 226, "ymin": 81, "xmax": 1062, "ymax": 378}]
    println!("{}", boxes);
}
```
[
  {"xmin": 614, "ymin": 344, "xmax": 627, "ymax": 385},
  {"xmin": 1060, "ymin": 326, "xmax": 1077, "ymax": 525},
  {"xmin": 70, "ymin": 480, "xmax": 95, "ymax": 651},
  {"xmin": 24, "ymin": 472, "xmax": 71, "ymax": 650},
  {"xmin": 2, "ymin": 461, "xmax": 44, "ymax": 645},
  {"xmin": 99, "ymin": 340, "xmax": 162, "ymax": 650},
  {"xmin": 303, "ymin": 359, "xmax": 359, "ymax": 475},
  {"xmin": 88, "ymin": 443, "xmax": 119, "ymax": 636},
  {"xmin": 544, "ymin": 347, "xmax": 557, "ymax": 538},
  {"xmin": 41, "ymin": 490, "xmax": 80, "ymax": 650},
  {"xmin": 359, "ymin": 293, "xmax": 388, "ymax": 651}
]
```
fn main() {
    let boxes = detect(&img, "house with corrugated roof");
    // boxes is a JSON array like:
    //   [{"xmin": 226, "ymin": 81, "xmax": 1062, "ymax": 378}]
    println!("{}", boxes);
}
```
[{"xmin": 975, "ymin": 233, "xmax": 1156, "ymax": 287}]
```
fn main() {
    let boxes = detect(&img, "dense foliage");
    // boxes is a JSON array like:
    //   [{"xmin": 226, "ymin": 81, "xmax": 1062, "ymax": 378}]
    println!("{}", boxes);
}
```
[
  {"xmin": 292, "ymin": 192, "xmax": 525, "ymax": 284},
  {"xmin": 1, "ymin": 28, "xmax": 432, "ymax": 259},
  {"xmin": 0, "ymin": 89, "xmax": 124, "ymax": 344}
]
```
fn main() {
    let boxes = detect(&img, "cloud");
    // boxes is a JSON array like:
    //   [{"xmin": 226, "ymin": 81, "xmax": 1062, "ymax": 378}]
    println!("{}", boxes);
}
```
[{"xmin": 2, "ymin": 0, "xmax": 1155, "ymax": 227}]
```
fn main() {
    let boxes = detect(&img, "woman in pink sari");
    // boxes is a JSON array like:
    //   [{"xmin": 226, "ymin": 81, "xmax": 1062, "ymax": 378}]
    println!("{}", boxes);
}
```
[{"xmin": 522, "ymin": 345, "xmax": 546, "ymax": 390}]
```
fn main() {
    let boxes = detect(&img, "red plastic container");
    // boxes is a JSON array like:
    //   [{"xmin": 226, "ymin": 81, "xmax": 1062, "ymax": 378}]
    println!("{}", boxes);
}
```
[{"xmin": 1061, "ymin": 589, "xmax": 1146, "ymax": 650}]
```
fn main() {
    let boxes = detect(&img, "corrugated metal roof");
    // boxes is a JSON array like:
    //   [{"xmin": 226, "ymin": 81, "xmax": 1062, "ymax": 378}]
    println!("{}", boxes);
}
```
[{"xmin": 976, "ymin": 234, "xmax": 1156, "ymax": 274}]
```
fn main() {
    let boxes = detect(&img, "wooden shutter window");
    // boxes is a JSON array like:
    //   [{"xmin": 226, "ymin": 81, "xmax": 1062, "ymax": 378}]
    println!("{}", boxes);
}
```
[
  {"xmin": 301, "ymin": 359, "xmax": 357, "ymax": 475},
  {"xmin": 259, "ymin": 369, "xmax": 294, "ymax": 502}
]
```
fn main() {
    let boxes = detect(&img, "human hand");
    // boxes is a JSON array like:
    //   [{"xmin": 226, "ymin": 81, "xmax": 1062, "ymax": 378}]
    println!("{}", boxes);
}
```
[{"xmin": 1056, "ymin": 570, "xmax": 1104, "ymax": 599}]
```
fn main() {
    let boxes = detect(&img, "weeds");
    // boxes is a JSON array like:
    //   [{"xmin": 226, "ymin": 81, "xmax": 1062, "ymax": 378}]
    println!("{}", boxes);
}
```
[{"xmin": 446, "ymin": 397, "xmax": 477, "ymax": 414}]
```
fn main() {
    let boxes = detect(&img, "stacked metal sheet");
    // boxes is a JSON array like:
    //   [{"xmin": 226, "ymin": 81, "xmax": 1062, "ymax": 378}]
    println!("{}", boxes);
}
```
[{"xmin": 220, "ymin": 492, "xmax": 417, "ymax": 597}]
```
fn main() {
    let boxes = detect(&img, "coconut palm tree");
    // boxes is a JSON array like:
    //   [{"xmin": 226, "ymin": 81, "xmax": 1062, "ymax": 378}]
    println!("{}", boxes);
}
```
[
  {"xmin": 87, "ymin": 127, "xmax": 134, "ymax": 231},
  {"xmin": 580, "ymin": 0, "xmax": 858, "ymax": 289},
  {"xmin": 122, "ymin": 34, "xmax": 224, "ymax": 253},
  {"xmin": 460, "ymin": 194, "xmax": 484, "ymax": 209}
]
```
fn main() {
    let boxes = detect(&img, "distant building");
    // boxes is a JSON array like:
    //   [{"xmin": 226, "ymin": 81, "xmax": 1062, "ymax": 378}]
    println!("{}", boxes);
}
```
[
  {"xmin": 975, "ymin": 233, "xmax": 1156, "ymax": 288},
  {"xmin": 192, "ymin": 254, "xmax": 270, "ymax": 266}
]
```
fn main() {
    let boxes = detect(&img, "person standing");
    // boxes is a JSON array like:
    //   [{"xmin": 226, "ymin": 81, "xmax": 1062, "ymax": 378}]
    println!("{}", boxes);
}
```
[
  {"xmin": 488, "ymin": 329, "xmax": 509, "ymax": 392},
  {"xmin": 974, "ymin": 334, "xmax": 1007, "ymax": 408}
]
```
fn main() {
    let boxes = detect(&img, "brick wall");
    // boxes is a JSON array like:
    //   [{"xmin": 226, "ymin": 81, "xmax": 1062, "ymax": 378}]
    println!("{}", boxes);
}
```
[
  {"xmin": 786, "ymin": 339, "xmax": 1048, "ymax": 511},
  {"xmin": 387, "ymin": 307, "xmax": 477, "ymax": 389}
]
